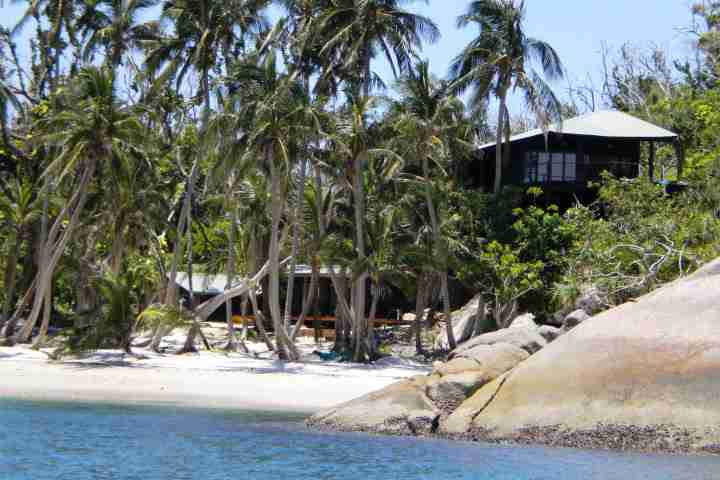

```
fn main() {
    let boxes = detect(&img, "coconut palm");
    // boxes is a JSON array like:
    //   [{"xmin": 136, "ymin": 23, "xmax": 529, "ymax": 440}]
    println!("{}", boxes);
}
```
[
  {"xmin": 12, "ymin": 0, "xmax": 79, "ymax": 48},
  {"xmin": 12, "ymin": 66, "xmax": 145, "ymax": 343},
  {"xmin": 12, "ymin": 0, "xmax": 82, "ymax": 91},
  {"xmin": 0, "ymin": 67, "xmax": 22, "ymax": 161},
  {"xmin": 0, "ymin": 180, "xmax": 43, "ymax": 330},
  {"xmin": 317, "ymin": 0, "xmax": 440, "ymax": 97},
  {"xmin": 322, "ymin": 94, "xmax": 406, "ymax": 361},
  {"xmin": 390, "ymin": 60, "xmax": 475, "ymax": 350},
  {"xmin": 144, "ymin": 0, "xmax": 269, "ymax": 120},
  {"xmin": 450, "ymin": 0, "xmax": 564, "ymax": 193},
  {"xmin": 222, "ymin": 50, "xmax": 314, "ymax": 360},
  {"xmin": 77, "ymin": 0, "xmax": 160, "ymax": 68}
]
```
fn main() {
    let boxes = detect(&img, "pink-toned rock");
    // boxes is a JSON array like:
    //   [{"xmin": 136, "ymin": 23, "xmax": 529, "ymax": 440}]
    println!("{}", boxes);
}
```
[{"xmin": 443, "ymin": 258, "xmax": 720, "ymax": 451}]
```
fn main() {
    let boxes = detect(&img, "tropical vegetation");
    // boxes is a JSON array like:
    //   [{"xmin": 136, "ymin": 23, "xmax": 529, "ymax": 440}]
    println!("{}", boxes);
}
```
[{"xmin": 0, "ymin": 0, "xmax": 718, "ymax": 363}]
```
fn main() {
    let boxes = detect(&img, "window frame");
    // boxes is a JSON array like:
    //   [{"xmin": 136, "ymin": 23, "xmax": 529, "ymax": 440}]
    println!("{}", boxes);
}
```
[{"xmin": 524, "ymin": 151, "xmax": 578, "ymax": 184}]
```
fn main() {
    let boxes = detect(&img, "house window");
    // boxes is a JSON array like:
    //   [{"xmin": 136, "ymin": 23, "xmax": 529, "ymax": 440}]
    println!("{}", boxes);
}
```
[
  {"xmin": 538, "ymin": 152, "xmax": 549, "ymax": 182},
  {"xmin": 525, "ymin": 151, "xmax": 577, "ymax": 183}
]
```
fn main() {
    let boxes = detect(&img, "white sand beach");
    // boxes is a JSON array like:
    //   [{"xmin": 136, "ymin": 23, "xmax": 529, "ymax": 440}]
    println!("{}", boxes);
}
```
[{"xmin": 0, "ymin": 339, "xmax": 430, "ymax": 413}]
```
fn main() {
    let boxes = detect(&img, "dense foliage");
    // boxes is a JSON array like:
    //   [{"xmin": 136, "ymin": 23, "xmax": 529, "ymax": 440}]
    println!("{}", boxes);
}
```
[{"xmin": 0, "ymin": 0, "xmax": 718, "ymax": 362}]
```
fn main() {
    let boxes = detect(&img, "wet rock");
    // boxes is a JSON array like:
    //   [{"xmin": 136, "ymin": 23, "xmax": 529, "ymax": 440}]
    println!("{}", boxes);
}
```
[{"xmin": 441, "ymin": 373, "xmax": 509, "ymax": 435}]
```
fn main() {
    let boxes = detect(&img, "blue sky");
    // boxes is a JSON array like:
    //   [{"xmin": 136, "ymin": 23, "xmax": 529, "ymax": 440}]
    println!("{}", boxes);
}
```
[
  {"xmin": 0, "ymin": 0, "xmax": 696, "ymax": 109},
  {"xmin": 409, "ymin": 0, "xmax": 694, "ymax": 110}
]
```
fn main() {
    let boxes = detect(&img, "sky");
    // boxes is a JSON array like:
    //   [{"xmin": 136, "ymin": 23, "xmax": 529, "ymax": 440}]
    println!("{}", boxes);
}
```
[
  {"xmin": 0, "ymin": 0, "xmax": 698, "ymax": 111},
  {"xmin": 408, "ymin": 0, "xmax": 695, "ymax": 110}
]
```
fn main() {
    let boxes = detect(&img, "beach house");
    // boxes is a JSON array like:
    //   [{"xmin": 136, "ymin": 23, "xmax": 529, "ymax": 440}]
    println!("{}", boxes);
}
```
[{"xmin": 469, "ymin": 110, "xmax": 683, "ymax": 203}]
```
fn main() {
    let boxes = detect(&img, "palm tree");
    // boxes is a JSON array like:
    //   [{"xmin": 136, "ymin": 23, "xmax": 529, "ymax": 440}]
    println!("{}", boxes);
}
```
[
  {"xmin": 13, "ymin": 0, "xmax": 79, "ymax": 47},
  {"xmin": 77, "ymin": 0, "xmax": 160, "ymax": 69},
  {"xmin": 0, "ymin": 180, "xmax": 43, "ymax": 330},
  {"xmin": 323, "ymin": 95, "xmax": 404, "ymax": 361},
  {"xmin": 144, "ymin": 0, "xmax": 269, "ymax": 121},
  {"xmin": 0, "ymin": 65, "xmax": 22, "ymax": 162},
  {"xmin": 102, "ymin": 150, "xmax": 167, "ymax": 277},
  {"xmin": 222, "ymin": 51, "xmax": 312, "ymax": 360},
  {"xmin": 276, "ymin": 2, "xmax": 327, "ymax": 337},
  {"xmin": 11, "ymin": 66, "xmax": 145, "ymax": 343},
  {"xmin": 391, "ymin": 60, "xmax": 475, "ymax": 350},
  {"xmin": 317, "ymin": 0, "xmax": 440, "ymax": 97},
  {"xmin": 311, "ymin": 0, "xmax": 437, "ymax": 362},
  {"xmin": 450, "ymin": 0, "xmax": 564, "ymax": 193},
  {"xmin": 12, "ymin": 0, "xmax": 81, "ymax": 91}
]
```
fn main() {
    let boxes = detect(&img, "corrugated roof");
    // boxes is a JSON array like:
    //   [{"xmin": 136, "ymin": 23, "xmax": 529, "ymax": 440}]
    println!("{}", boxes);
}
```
[
  {"xmin": 288, "ymin": 264, "xmax": 348, "ymax": 277},
  {"xmin": 173, "ymin": 272, "xmax": 236, "ymax": 295},
  {"xmin": 172, "ymin": 265, "xmax": 347, "ymax": 295},
  {"xmin": 478, "ymin": 110, "xmax": 677, "ymax": 150}
]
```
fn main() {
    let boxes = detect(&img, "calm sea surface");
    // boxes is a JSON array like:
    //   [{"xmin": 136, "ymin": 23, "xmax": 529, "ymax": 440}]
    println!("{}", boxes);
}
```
[{"xmin": 2, "ymin": 399, "xmax": 720, "ymax": 479}]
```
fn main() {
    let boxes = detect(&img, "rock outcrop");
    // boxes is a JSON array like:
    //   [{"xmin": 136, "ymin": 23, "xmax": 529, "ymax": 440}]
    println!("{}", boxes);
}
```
[
  {"xmin": 426, "ymin": 343, "xmax": 529, "ymax": 412},
  {"xmin": 309, "ymin": 258, "xmax": 720, "ymax": 453},
  {"xmin": 435, "ymin": 294, "xmax": 489, "ymax": 350},
  {"xmin": 307, "ymin": 375, "xmax": 439, "ymax": 436},
  {"xmin": 309, "ymin": 312, "xmax": 547, "ymax": 435},
  {"xmin": 574, "ymin": 285, "xmax": 607, "ymax": 314},
  {"xmin": 507, "ymin": 313, "xmax": 537, "ymax": 330},
  {"xmin": 441, "ymin": 258, "xmax": 720, "ymax": 452},
  {"xmin": 450, "ymin": 323, "xmax": 547, "ymax": 357}
]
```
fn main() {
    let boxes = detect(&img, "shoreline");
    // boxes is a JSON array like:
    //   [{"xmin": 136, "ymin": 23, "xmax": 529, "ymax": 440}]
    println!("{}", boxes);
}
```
[
  {"xmin": 305, "ymin": 421, "xmax": 720, "ymax": 457},
  {"xmin": 5, "ymin": 344, "xmax": 716, "ymax": 457},
  {"xmin": 0, "ymin": 346, "xmax": 429, "ymax": 414}
]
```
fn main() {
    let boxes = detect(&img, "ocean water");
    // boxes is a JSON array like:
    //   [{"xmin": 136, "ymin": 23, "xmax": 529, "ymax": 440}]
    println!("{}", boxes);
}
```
[{"xmin": 2, "ymin": 399, "xmax": 720, "ymax": 479}]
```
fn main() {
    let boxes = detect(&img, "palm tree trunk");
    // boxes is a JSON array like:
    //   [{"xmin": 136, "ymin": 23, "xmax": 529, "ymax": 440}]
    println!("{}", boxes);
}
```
[
  {"xmin": 366, "ymin": 282, "xmax": 379, "ymax": 359},
  {"xmin": 283, "ymin": 156, "xmax": 308, "ymax": 331},
  {"xmin": 413, "ymin": 276, "xmax": 428, "ymax": 355},
  {"xmin": 248, "ymin": 287, "xmax": 275, "ymax": 352},
  {"xmin": 154, "ymin": 156, "xmax": 198, "ymax": 352},
  {"xmin": 31, "ymin": 283, "xmax": 51, "ymax": 349},
  {"xmin": 224, "ymin": 184, "xmax": 239, "ymax": 351},
  {"xmin": 290, "ymin": 265, "xmax": 319, "ymax": 341},
  {"xmin": 34, "ymin": 176, "xmax": 54, "ymax": 348},
  {"xmin": 267, "ymin": 145, "xmax": 286, "ymax": 359},
  {"xmin": 164, "ymin": 156, "xmax": 198, "ymax": 307},
  {"xmin": 202, "ymin": 66, "xmax": 212, "ymax": 127},
  {"xmin": 351, "ymin": 153, "xmax": 369, "ymax": 362},
  {"xmin": 178, "ymin": 169, "xmax": 207, "ymax": 354},
  {"xmin": 15, "ymin": 163, "xmax": 95, "ymax": 343},
  {"xmin": 1, "ymin": 231, "xmax": 21, "ymax": 331},
  {"xmin": 351, "ymin": 54, "xmax": 372, "ymax": 362},
  {"xmin": 312, "ymin": 162, "xmax": 355, "ymax": 354},
  {"xmin": 439, "ymin": 274, "xmax": 454, "ymax": 349},
  {"xmin": 109, "ymin": 226, "xmax": 125, "ymax": 276},
  {"xmin": 422, "ymin": 156, "xmax": 456, "ymax": 350},
  {"xmin": 267, "ymin": 146, "xmax": 299, "ymax": 361},
  {"xmin": 494, "ymin": 91, "xmax": 508, "ymax": 194}
]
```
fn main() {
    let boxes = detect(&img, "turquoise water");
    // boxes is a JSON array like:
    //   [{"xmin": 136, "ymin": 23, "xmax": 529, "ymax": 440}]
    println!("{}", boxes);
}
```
[{"xmin": 2, "ymin": 399, "xmax": 720, "ymax": 479}]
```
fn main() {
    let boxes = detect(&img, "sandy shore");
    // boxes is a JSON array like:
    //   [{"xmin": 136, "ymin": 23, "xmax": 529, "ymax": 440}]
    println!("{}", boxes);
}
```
[{"xmin": 0, "ymin": 344, "xmax": 429, "ymax": 413}]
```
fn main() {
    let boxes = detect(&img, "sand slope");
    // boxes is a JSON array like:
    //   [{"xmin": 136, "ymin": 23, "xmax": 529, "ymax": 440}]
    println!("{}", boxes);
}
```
[{"xmin": 0, "ymin": 345, "xmax": 429, "ymax": 412}]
